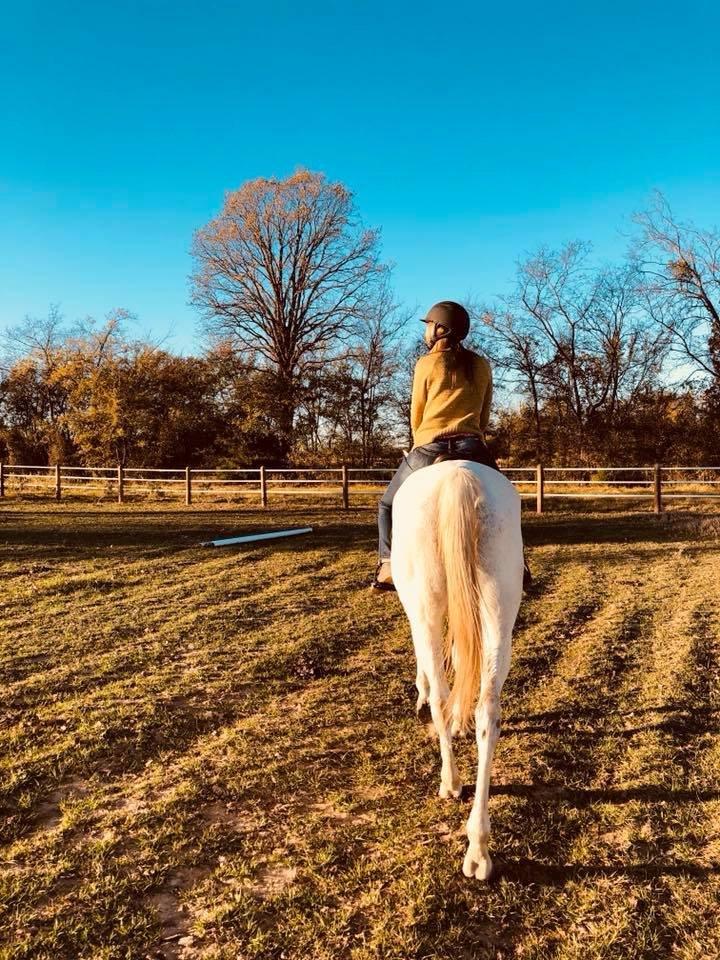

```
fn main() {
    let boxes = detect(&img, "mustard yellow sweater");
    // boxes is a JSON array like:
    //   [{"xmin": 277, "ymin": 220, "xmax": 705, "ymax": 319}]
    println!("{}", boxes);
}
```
[{"xmin": 410, "ymin": 347, "xmax": 492, "ymax": 448}]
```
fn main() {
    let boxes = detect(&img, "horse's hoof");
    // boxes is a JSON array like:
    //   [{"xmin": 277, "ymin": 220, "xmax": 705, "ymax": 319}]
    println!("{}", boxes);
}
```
[
  {"xmin": 439, "ymin": 782, "xmax": 462, "ymax": 800},
  {"xmin": 462, "ymin": 850, "xmax": 493, "ymax": 880}
]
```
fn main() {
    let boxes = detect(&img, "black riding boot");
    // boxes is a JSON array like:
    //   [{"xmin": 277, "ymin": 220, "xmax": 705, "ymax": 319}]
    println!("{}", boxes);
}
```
[{"xmin": 523, "ymin": 553, "xmax": 532, "ymax": 592}]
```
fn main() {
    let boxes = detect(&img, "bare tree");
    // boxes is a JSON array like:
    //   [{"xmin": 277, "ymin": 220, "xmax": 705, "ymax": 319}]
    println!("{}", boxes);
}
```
[
  {"xmin": 391, "ymin": 338, "xmax": 426, "ymax": 452},
  {"xmin": 5, "ymin": 303, "xmax": 66, "ymax": 366},
  {"xmin": 190, "ymin": 169, "xmax": 389, "ymax": 458},
  {"xmin": 472, "ymin": 306, "xmax": 545, "ymax": 458},
  {"xmin": 347, "ymin": 293, "xmax": 410, "ymax": 463},
  {"xmin": 587, "ymin": 263, "xmax": 669, "ymax": 419},
  {"xmin": 291, "ymin": 293, "xmax": 409, "ymax": 464},
  {"xmin": 475, "ymin": 243, "xmax": 669, "ymax": 461},
  {"xmin": 634, "ymin": 192, "xmax": 720, "ymax": 388}
]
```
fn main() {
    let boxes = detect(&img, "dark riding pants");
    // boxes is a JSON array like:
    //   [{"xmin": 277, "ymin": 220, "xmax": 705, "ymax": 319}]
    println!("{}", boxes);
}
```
[{"xmin": 377, "ymin": 435, "xmax": 499, "ymax": 560}]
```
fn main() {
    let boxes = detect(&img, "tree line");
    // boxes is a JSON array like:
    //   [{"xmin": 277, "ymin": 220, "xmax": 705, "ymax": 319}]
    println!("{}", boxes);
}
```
[{"xmin": 2, "ymin": 172, "xmax": 719, "ymax": 468}]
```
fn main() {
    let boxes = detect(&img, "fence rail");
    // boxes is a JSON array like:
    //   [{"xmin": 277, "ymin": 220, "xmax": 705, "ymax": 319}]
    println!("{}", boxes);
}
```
[{"xmin": 1, "ymin": 461, "xmax": 720, "ymax": 512}]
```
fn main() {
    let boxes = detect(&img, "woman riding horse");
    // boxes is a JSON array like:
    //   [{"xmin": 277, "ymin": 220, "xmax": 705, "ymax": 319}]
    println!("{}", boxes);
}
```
[{"xmin": 372, "ymin": 300, "xmax": 502, "ymax": 591}]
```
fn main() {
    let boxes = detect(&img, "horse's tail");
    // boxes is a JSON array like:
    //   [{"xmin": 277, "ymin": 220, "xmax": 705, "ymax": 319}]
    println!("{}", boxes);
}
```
[{"xmin": 437, "ymin": 465, "xmax": 485, "ymax": 731}]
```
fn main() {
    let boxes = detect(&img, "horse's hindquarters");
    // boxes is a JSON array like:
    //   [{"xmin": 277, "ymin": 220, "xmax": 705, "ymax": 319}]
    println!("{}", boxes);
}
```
[
  {"xmin": 390, "ymin": 460, "xmax": 523, "ymax": 880},
  {"xmin": 392, "ymin": 461, "xmax": 523, "ymax": 605}
]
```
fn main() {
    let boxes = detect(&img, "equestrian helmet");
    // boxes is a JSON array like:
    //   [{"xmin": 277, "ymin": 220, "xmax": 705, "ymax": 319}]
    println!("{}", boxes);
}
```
[{"xmin": 422, "ymin": 301, "xmax": 470, "ymax": 345}]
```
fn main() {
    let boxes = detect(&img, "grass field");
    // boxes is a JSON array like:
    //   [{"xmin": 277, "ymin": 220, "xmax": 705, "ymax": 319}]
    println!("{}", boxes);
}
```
[{"xmin": 1, "ymin": 500, "xmax": 719, "ymax": 960}]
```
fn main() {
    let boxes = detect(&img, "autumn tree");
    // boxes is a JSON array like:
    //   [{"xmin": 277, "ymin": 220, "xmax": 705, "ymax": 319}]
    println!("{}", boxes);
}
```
[
  {"xmin": 55, "ymin": 315, "xmax": 233, "ymax": 467},
  {"xmin": 203, "ymin": 345, "xmax": 288, "ymax": 465},
  {"xmin": 0, "ymin": 360, "xmax": 56, "ymax": 463},
  {"xmin": 0, "ymin": 310, "xmax": 235, "ymax": 468},
  {"xmin": 190, "ymin": 169, "xmax": 389, "ymax": 459},
  {"xmin": 1, "ymin": 305, "xmax": 74, "ymax": 462}
]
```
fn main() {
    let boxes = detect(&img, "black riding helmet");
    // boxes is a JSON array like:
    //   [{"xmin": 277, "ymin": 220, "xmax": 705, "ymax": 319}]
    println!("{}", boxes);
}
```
[{"xmin": 422, "ymin": 301, "xmax": 470, "ymax": 347}]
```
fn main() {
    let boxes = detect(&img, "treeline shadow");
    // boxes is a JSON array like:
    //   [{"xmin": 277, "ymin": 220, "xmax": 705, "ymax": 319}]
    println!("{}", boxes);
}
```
[
  {"xmin": 0, "ymin": 508, "xmax": 371, "ymax": 557},
  {"xmin": 492, "ymin": 857, "xmax": 720, "ymax": 886},
  {"xmin": 504, "ymin": 703, "xmax": 720, "ymax": 742},
  {"xmin": 485, "ymin": 780, "xmax": 720, "ymax": 806},
  {"xmin": 522, "ymin": 510, "xmax": 720, "ymax": 548}
]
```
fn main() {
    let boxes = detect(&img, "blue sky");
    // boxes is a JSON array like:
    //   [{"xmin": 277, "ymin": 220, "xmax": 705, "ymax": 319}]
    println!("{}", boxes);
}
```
[{"xmin": 2, "ymin": 0, "xmax": 719, "ymax": 352}]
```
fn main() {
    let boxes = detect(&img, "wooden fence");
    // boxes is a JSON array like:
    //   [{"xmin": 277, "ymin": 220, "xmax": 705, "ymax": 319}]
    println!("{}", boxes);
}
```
[{"xmin": 1, "ymin": 462, "xmax": 720, "ymax": 513}]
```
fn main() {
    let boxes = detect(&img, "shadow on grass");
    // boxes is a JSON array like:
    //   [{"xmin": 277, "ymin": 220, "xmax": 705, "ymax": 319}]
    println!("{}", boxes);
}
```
[
  {"xmin": 485, "ymin": 780, "xmax": 720, "ymax": 805},
  {"xmin": 506, "ymin": 702, "xmax": 720, "ymax": 724},
  {"xmin": 523, "ymin": 510, "xmax": 720, "ymax": 548},
  {"xmin": 0, "ymin": 511, "xmax": 374, "ymax": 558},
  {"xmin": 505, "ymin": 704, "xmax": 720, "ymax": 741},
  {"xmin": 3, "ymin": 504, "xmax": 717, "ymax": 557},
  {"xmin": 493, "ymin": 857, "xmax": 720, "ymax": 886}
]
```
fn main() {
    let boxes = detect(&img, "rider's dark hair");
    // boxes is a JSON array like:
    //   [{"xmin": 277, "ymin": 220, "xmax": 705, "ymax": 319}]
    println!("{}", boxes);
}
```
[{"xmin": 437, "ymin": 339, "xmax": 475, "ymax": 386}]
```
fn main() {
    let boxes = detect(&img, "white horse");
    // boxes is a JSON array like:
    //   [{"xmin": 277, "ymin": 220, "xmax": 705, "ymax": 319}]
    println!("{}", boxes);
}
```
[{"xmin": 392, "ymin": 459, "xmax": 524, "ymax": 880}]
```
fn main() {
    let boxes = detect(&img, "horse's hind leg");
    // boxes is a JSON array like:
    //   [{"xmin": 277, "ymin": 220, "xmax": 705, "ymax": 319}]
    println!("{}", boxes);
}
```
[
  {"xmin": 405, "ymin": 599, "xmax": 432, "ymax": 718},
  {"xmin": 463, "ymin": 622, "xmax": 512, "ymax": 880},
  {"xmin": 415, "ymin": 666, "xmax": 430, "ymax": 720},
  {"xmin": 409, "ymin": 612, "xmax": 461, "ymax": 799},
  {"xmin": 463, "ymin": 680, "xmax": 501, "ymax": 879}
]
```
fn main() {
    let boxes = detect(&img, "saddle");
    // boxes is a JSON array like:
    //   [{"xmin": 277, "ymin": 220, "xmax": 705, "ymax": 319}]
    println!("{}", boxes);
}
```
[{"xmin": 431, "ymin": 437, "xmax": 499, "ymax": 471}]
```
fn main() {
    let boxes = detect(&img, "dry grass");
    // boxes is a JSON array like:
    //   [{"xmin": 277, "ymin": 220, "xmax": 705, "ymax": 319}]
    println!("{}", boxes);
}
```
[{"xmin": 1, "ymin": 500, "xmax": 719, "ymax": 959}]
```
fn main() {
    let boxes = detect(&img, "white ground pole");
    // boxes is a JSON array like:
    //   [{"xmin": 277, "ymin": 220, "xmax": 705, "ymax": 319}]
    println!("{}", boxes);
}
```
[{"xmin": 201, "ymin": 527, "xmax": 313, "ymax": 547}]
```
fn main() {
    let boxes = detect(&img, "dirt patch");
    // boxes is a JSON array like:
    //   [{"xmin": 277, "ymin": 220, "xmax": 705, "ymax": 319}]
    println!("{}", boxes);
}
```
[
  {"xmin": 307, "ymin": 800, "xmax": 375, "ymax": 826},
  {"xmin": 252, "ymin": 864, "xmax": 297, "ymax": 897},
  {"xmin": 32, "ymin": 778, "xmax": 90, "ymax": 833},
  {"xmin": 199, "ymin": 801, "xmax": 260, "ymax": 833},
  {"xmin": 150, "ymin": 867, "xmax": 209, "ymax": 960}
]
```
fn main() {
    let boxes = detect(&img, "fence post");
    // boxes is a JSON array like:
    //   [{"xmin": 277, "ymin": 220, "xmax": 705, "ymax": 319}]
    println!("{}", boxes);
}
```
[
  {"xmin": 260, "ymin": 465, "xmax": 268, "ymax": 507},
  {"xmin": 185, "ymin": 466, "xmax": 192, "ymax": 506},
  {"xmin": 117, "ymin": 464, "xmax": 124, "ymax": 503},
  {"xmin": 536, "ymin": 462, "xmax": 544, "ymax": 514},
  {"xmin": 654, "ymin": 463, "xmax": 663, "ymax": 514},
  {"xmin": 0, "ymin": 462, "xmax": 4, "ymax": 499},
  {"xmin": 342, "ymin": 464, "xmax": 349, "ymax": 510},
  {"xmin": 55, "ymin": 464, "xmax": 62, "ymax": 501}
]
